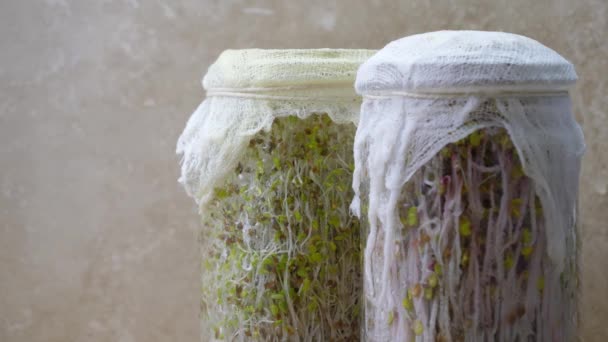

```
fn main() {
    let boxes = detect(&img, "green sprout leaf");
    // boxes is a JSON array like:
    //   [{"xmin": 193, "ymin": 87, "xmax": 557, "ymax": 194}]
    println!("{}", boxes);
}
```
[
  {"xmin": 459, "ymin": 217, "xmax": 472, "ymax": 237},
  {"xmin": 407, "ymin": 206, "xmax": 418, "ymax": 226}
]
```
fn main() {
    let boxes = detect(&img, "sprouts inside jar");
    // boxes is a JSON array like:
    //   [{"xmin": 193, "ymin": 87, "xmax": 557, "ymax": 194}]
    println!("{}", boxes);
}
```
[
  {"xmin": 201, "ymin": 114, "xmax": 361, "ymax": 341},
  {"xmin": 361, "ymin": 128, "xmax": 577, "ymax": 341}
]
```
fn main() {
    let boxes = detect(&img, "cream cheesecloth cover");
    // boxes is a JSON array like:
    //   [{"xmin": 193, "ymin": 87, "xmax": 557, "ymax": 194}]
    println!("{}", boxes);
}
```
[
  {"xmin": 177, "ymin": 49, "xmax": 375, "ymax": 207},
  {"xmin": 351, "ymin": 30, "xmax": 585, "ymax": 279}
]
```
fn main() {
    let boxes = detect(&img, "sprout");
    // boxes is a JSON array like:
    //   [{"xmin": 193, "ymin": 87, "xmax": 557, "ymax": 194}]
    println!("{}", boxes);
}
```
[
  {"xmin": 409, "ymin": 284, "xmax": 422, "ymax": 298},
  {"xmin": 424, "ymin": 287, "xmax": 434, "ymax": 300},
  {"xmin": 521, "ymin": 246, "xmax": 534, "ymax": 259},
  {"xmin": 459, "ymin": 217, "xmax": 472, "ymax": 237},
  {"xmin": 428, "ymin": 273, "xmax": 438, "ymax": 288},
  {"xmin": 469, "ymin": 130, "xmax": 482, "ymax": 147},
  {"xmin": 413, "ymin": 320, "xmax": 424, "ymax": 336},
  {"xmin": 402, "ymin": 296, "xmax": 413, "ymax": 311},
  {"xmin": 407, "ymin": 206, "xmax": 418, "ymax": 226},
  {"xmin": 537, "ymin": 277, "xmax": 545, "ymax": 292}
]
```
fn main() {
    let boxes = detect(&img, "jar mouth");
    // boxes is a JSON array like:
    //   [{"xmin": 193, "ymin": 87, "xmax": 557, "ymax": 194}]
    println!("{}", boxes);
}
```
[
  {"xmin": 205, "ymin": 83, "xmax": 364, "ymax": 102},
  {"xmin": 355, "ymin": 30, "xmax": 577, "ymax": 97},
  {"xmin": 360, "ymin": 86, "xmax": 572, "ymax": 99},
  {"xmin": 202, "ymin": 48, "xmax": 376, "ymax": 90},
  {"xmin": 177, "ymin": 49, "xmax": 373, "ymax": 210}
]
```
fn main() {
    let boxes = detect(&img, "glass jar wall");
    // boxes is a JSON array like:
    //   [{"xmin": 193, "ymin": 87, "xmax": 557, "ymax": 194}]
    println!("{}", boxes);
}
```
[
  {"xmin": 202, "ymin": 115, "xmax": 360, "ymax": 340},
  {"xmin": 357, "ymin": 124, "xmax": 578, "ymax": 341}
]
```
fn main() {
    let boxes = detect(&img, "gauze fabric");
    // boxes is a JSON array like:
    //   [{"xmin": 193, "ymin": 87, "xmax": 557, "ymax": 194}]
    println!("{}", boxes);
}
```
[
  {"xmin": 352, "ymin": 30, "xmax": 585, "ymax": 276},
  {"xmin": 177, "ymin": 49, "xmax": 375, "ymax": 208}
]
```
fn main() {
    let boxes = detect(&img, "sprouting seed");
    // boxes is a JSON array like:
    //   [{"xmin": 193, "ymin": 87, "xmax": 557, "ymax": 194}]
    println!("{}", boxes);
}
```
[
  {"xmin": 459, "ymin": 217, "xmax": 472, "ymax": 237},
  {"xmin": 469, "ymin": 131, "xmax": 481, "ymax": 147},
  {"xmin": 434, "ymin": 263, "xmax": 443, "ymax": 276},
  {"xmin": 407, "ymin": 206, "xmax": 418, "ymax": 226},
  {"xmin": 402, "ymin": 296, "xmax": 413, "ymax": 311},
  {"xmin": 424, "ymin": 287, "xmax": 434, "ymax": 300},
  {"xmin": 410, "ymin": 284, "xmax": 422, "ymax": 298},
  {"xmin": 521, "ymin": 246, "xmax": 534, "ymax": 258},
  {"xmin": 413, "ymin": 320, "xmax": 424, "ymax": 336},
  {"xmin": 537, "ymin": 277, "xmax": 545, "ymax": 292},
  {"xmin": 428, "ymin": 273, "xmax": 439, "ymax": 288}
]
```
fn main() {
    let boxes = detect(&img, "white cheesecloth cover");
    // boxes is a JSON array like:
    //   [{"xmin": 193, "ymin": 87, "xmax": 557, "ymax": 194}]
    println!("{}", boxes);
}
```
[
  {"xmin": 177, "ymin": 49, "xmax": 375, "ymax": 207},
  {"xmin": 351, "ymin": 31, "xmax": 585, "ymax": 274}
]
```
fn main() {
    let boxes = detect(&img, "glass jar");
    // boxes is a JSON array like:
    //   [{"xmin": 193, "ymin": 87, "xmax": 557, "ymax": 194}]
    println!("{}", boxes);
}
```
[
  {"xmin": 176, "ymin": 49, "xmax": 375, "ymax": 341},
  {"xmin": 351, "ymin": 31, "xmax": 585, "ymax": 341}
]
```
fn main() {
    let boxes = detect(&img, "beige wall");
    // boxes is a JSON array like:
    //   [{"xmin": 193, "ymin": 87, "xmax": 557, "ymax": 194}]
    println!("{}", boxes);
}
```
[{"xmin": 1, "ymin": 1, "xmax": 606, "ymax": 341}]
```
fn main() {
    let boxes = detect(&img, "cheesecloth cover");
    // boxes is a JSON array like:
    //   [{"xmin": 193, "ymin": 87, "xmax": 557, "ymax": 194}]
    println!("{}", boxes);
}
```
[
  {"xmin": 351, "ymin": 30, "xmax": 585, "ymax": 279},
  {"xmin": 177, "ymin": 49, "xmax": 375, "ymax": 207}
]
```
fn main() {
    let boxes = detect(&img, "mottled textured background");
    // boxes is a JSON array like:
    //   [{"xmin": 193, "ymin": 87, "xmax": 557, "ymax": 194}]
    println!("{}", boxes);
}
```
[{"xmin": 1, "ymin": 0, "xmax": 606, "ymax": 341}]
